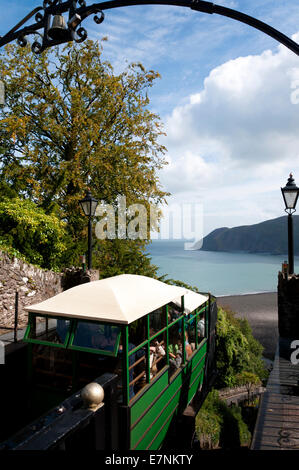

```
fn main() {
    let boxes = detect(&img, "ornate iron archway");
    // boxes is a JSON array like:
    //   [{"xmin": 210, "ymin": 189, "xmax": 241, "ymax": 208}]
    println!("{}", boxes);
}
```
[{"xmin": 0, "ymin": 0, "xmax": 299, "ymax": 55}]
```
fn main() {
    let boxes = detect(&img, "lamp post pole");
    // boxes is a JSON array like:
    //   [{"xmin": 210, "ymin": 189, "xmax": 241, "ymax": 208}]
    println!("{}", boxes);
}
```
[
  {"xmin": 288, "ymin": 214, "xmax": 294, "ymax": 274},
  {"xmin": 79, "ymin": 190, "xmax": 99, "ymax": 271},
  {"xmin": 88, "ymin": 214, "xmax": 92, "ymax": 270},
  {"xmin": 281, "ymin": 174, "xmax": 299, "ymax": 276},
  {"xmin": 288, "ymin": 212, "xmax": 294, "ymax": 275}
]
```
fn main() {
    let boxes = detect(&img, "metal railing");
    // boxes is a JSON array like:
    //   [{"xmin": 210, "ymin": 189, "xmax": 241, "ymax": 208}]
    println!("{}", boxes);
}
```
[{"xmin": 0, "ymin": 373, "xmax": 120, "ymax": 451}]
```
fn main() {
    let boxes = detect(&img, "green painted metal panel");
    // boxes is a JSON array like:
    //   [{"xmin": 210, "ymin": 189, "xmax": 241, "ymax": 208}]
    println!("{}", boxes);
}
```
[
  {"xmin": 135, "ymin": 402, "xmax": 179, "ymax": 450},
  {"xmin": 147, "ymin": 405, "xmax": 178, "ymax": 450},
  {"xmin": 187, "ymin": 373, "xmax": 202, "ymax": 404},
  {"xmin": 130, "ymin": 369, "xmax": 169, "ymax": 424},
  {"xmin": 197, "ymin": 341, "xmax": 207, "ymax": 360},
  {"xmin": 190, "ymin": 349, "xmax": 205, "ymax": 370},
  {"xmin": 131, "ymin": 372, "xmax": 183, "ymax": 449},
  {"xmin": 130, "ymin": 335, "xmax": 208, "ymax": 449},
  {"xmin": 189, "ymin": 362, "xmax": 204, "ymax": 386},
  {"xmin": 189, "ymin": 352, "xmax": 206, "ymax": 382},
  {"xmin": 133, "ymin": 382, "xmax": 182, "ymax": 450}
]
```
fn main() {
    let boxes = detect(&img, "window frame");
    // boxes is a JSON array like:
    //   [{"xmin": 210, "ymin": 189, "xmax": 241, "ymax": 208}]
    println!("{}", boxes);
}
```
[
  {"xmin": 126, "ymin": 301, "xmax": 187, "ymax": 405},
  {"xmin": 24, "ymin": 312, "xmax": 72, "ymax": 349},
  {"xmin": 24, "ymin": 313, "xmax": 122, "ymax": 357},
  {"xmin": 68, "ymin": 319, "xmax": 121, "ymax": 357},
  {"xmin": 185, "ymin": 301, "xmax": 208, "ymax": 355}
]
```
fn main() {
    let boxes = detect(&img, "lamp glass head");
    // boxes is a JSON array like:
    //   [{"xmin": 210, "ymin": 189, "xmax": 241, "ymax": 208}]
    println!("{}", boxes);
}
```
[
  {"xmin": 281, "ymin": 174, "xmax": 299, "ymax": 210},
  {"xmin": 79, "ymin": 190, "xmax": 98, "ymax": 217}
]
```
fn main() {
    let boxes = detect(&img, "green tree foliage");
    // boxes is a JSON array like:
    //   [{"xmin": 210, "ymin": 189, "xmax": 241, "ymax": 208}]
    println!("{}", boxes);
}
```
[
  {"xmin": 94, "ymin": 239, "xmax": 159, "ymax": 278},
  {"xmin": 195, "ymin": 306, "xmax": 267, "ymax": 449},
  {"xmin": 195, "ymin": 390, "xmax": 222, "ymax": 449},
  {"xmin": 158, "ymin": 275, "xmax": 200, "ymax": 293},
  {"xmin": 215, "ymin": 307, "xmax": 268, "ymax": 388},
  {"xmin": 195, "ymin": 389, "xmax": 251, "ymax": 449},
  {"xmin": 236, "ymin": 371, "xmax": 261, "ymax": 403},
  {"xmin": 0, "ymin": 40, "xmax": 168, "ymax": 268},
  {"xmin": 0, "ymin": 197, "xmax": 68, "ymax": 269}
]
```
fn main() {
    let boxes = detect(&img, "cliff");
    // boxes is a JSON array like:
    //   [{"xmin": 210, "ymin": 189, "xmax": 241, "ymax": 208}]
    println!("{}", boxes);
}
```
[{"xmin": 200, "ymin": 215, "xmax": 299, "ymax": 255}]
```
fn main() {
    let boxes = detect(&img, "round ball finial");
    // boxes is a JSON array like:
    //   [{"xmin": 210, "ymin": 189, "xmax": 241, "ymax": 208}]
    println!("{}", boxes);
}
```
[{"xmin": 81, "ymin": 382, "xmax": 104, "ymax": 411}]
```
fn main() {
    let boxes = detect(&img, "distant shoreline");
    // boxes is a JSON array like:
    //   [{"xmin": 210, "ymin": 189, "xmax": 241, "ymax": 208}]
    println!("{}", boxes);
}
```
[
  {"xmin": 147, "ymin": 241, "xmax": 289, "ymax": 298},
  {"xmin": 217, "ymin": 290, "xmax": 276, "ymax": 298}
]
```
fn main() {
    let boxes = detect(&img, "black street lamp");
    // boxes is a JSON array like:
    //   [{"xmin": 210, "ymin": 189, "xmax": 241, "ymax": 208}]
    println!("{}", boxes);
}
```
[
  {"xmin": 281, "ymin": 173, "xmax": 299, "ymax": 276},
  {"xmin": 79, "ymin": 190, "xmax": 98, "ymax": 270}
]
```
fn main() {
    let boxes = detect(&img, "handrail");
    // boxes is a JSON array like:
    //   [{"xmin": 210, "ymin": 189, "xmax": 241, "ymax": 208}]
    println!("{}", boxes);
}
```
[
  {"xmin": 0, "ymin": 372, "xmax": 119, "ymax": 450},
  {"xmin": 128, "ymin": 354, "xmax": 145, "ymax": 371}
]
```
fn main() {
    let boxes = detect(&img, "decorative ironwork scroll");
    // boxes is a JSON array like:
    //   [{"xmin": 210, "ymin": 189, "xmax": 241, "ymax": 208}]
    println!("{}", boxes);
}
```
[{"xmin": 0, "ymin": 1, "xmax": 298, "ymax": 55}]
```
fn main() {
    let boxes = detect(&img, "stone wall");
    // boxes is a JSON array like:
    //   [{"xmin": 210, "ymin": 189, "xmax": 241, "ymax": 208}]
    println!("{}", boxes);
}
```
[
  {"xmin": 0, "ymin": 250, "xmax": 99, "ymax": 333},
  {"xmin": 0, "ymin": 251, "xmax": 62, "ymax": 332},
  {"xmin": 278, "ymin": 271, "xmax": 299, "ymax": 338}
]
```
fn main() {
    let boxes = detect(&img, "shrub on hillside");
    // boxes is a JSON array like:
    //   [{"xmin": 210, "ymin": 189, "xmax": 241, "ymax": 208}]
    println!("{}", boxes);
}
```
[
  {"xmin": 195, "ymin": 389, "xmax": 251, "ymax": 449},
  {"xmin": 0, "ymin": 197, "xmax": 68, "ymax": 270},
  {"xmin": 215, "ymin": 307, "xmax": 268, "ymax": 388}
]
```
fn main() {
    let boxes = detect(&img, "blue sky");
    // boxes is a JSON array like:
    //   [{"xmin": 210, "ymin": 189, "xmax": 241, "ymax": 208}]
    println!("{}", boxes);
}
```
[{"xmin": 1, "ymin": 1, "xmax": 299, "ymax": 240}]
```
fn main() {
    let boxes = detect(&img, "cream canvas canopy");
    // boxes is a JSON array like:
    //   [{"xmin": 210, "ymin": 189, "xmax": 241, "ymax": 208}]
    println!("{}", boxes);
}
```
[
  {"xmin": 173, "ymin": 289, "xmax": 208, "ymax": 314},
  {"xmin": 24, "ymin": 274, "xmax": 187, "ymax": 325}
]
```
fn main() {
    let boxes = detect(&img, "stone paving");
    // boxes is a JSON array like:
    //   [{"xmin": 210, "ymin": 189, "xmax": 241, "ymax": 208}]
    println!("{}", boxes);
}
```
[{"xmin": 251, "ymin": 337, "xmax": 299, "ymax": 450}]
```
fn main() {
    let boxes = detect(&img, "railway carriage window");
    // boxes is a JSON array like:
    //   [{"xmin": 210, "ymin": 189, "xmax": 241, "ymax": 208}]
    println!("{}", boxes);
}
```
[
  {"xmin": 57, "ymin": 319, "xmax": 71, "ymax": 343},
  {"xmin": 149, "ymin": 331, "xmax": 167, "ymax": 381},
  {"xmin": 197, "ymin": 313, "xmax": 206, "ymax": 341},
  {"xmin": 128, "ymin": 344, "xmax": 146, "ymax": 400},
  {"xmin": 25, "ymin": 315, "xmax": 71, "ymax": 347},
  {"xmin": 186, "ymin": 313, "xmax": 197, "ymax": 354},
  {"xmin": 128, "ymin": 317, "xmax": 147, "ymax": 346},
  {"xmin": 168, "ymin": 302, "xmax": 182, "ymax": 324},
  {"xmin": 168, "ymin": 314, "xmax": 184, "ymax": 377},
  {"xmin": 70, "ymin": 322, "xmax": 121, "ymax": 356},
  {"xmin": 149, "ymin": 307, "xmax": 166, "ymax": 335}
]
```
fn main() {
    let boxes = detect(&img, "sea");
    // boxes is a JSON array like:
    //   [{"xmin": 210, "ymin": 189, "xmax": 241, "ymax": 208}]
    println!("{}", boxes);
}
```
[{"xmin": 146, "ymin": 240, "xmax": 299, "ymax": 297}]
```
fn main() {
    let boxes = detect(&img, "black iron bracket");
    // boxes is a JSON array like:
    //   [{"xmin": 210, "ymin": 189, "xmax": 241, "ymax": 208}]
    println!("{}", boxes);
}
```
[
  {"xmin": 0, "ymin": 1, "xmax": 105, "ymax": 54},
  {"xmin": 0, "ymin": 0, "xmax": 299, "ymax": 56}
]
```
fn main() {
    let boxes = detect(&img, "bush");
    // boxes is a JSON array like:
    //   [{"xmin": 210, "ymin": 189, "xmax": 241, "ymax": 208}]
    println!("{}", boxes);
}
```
[
  {"xmin": 0, "ymin": 197, "xmax": 69, "ymax": 270},
  {"xmin": 215, "ymin": 307, "xmax": 268, "ymax": 388},
  {"xmin": 195, "ymin": 389, "xmax": 252, "ymax": 449},
  {"xmin": 220, "ymin": 403, "xmax": 251, "ymax": 447},
  {"xmin": 195, "ymin": 307, "xmax": 268, "ymax": 449},
  {"xmin": 195, "ymin": 390, "xmax": 222, "ymax": 449}
]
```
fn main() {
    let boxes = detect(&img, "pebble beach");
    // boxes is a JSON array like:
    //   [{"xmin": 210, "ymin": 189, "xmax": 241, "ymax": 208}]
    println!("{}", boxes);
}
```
[{"xmin": 216, "ymin": 292, "xmax": 278, "ymax": 360}]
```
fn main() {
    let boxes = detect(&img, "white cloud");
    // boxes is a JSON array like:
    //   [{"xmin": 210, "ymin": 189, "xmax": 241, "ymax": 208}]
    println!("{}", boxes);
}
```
[{"xmin": 158, "ymin": 34, "xmax": 299, "ymax": 234}]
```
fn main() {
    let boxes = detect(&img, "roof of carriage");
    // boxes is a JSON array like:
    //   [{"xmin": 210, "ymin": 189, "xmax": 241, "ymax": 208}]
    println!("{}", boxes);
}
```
[
  {"xmin": 24, "ymin": 274, "xmax": 189, "ymax": 325},
  {"xmin": 173, "ymin": 289, "xmax": 209, "ymax": 314}
]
